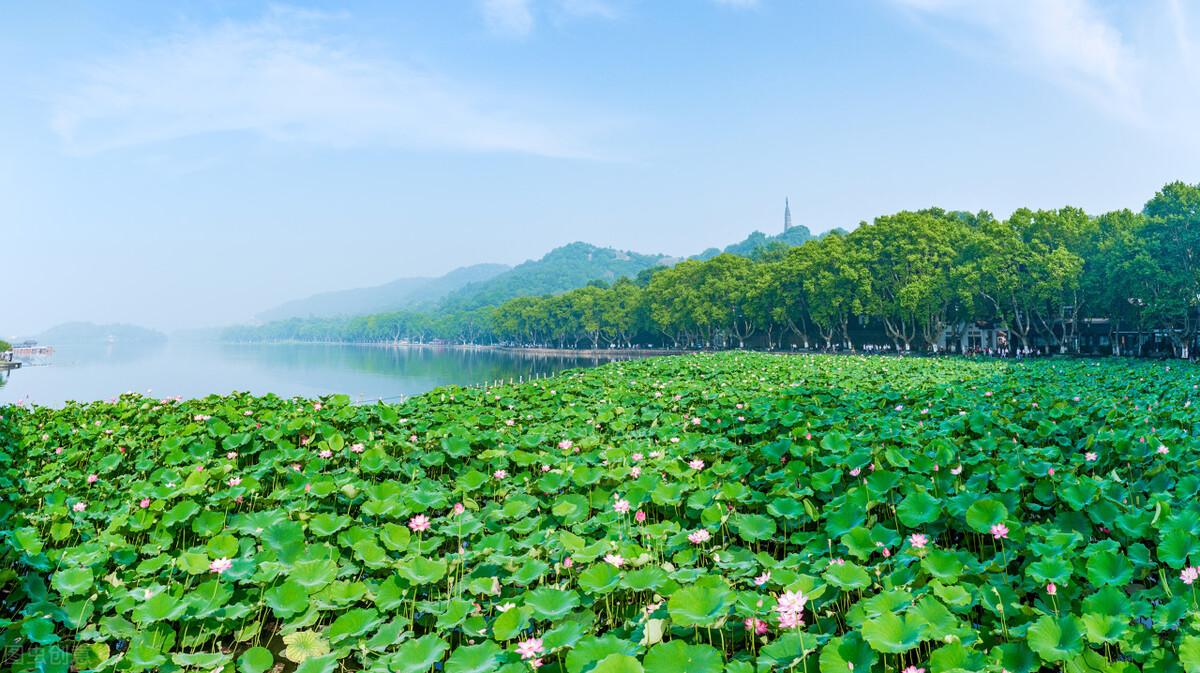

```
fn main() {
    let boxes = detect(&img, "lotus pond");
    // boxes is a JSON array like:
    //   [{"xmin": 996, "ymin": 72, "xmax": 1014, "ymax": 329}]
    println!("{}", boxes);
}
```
[{"xmin": 3, "ymin": 352, "xmax": 1200, "ymax": 673}]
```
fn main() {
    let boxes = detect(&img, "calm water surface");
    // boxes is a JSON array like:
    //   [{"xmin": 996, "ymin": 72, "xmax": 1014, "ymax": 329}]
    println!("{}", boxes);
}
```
[{"xmin": 0, "ymin": 342, "xmax": 646, "ymax": 407}]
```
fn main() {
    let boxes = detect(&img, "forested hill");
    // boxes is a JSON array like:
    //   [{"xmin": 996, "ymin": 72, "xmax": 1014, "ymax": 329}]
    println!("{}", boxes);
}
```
[
  {"xmin": 435, "ymin": 242, "xmax": 673, "ymax": 312},
  {"xmin": 36, "ymin": 322, "xmax": 166, "ymax": 344},
  {"xmin": 692, "ymin": 225, "xmax": 814, "ymax": 260},
  {"xmin": 257, "ymin": 263, "xmax": 509, "ymax": 321}
]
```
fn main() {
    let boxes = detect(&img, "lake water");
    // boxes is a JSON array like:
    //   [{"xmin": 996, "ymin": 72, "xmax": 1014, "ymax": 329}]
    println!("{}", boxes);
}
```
[{"xmin": 0, "ymin": 341, "xmax": 647, "ymax": 407}]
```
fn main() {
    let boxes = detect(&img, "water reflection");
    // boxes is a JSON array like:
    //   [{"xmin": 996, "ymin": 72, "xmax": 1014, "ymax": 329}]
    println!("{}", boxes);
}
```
[{"xmin": 0, "ymin": 341, "xmax": 650, "ymax": 407}]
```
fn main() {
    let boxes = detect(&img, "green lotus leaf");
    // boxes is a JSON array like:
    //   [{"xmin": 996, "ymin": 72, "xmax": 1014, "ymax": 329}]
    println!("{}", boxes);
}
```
[
  {"xmin": 328, "ymin": 607, "xmax": 379, "ymax": 644},
  {"xmin": 51, "ymin": 567, "xmax": 93, "ymax": 596},
  {"xmin": 238, "ymin": 646, "xmax": 274, "ymax": 673},
  {"xmin": 567, "ymin": 636, "xmax": 641, "ymax": 673},
  {"xmin": 861, "ymin": 611, "xmax": 923, "ymax": 653},
  {"xmin": 172, "ymin": 651, "xmax": 232, "ymax": 669},
  {"xmin": 382, "ymin": 635, "xmax": 448, "ymax": 673},
  {"xmin": 294, "ymin": 653, "xmax": 340, "ymax": 673},
  {"xmin": 1026, "ymin": 615, "xmax": 1084, "ymax": 663},
  {"xmin": 897, "ymin": 491, "xmax": 942, "ymax": 528},
  {"xmin": 283, "ymin": 630, "xmax": 331, "ymax": 663},
  {"xmin": 1085, "ymin": 550, "xmax": 1133, "ymax": 587},
  {"xmin": 397, "ymin": 556, "xmax": 447, "ymax": 585},
  {"xmin": 70, "ymin": 642, "xmax": 109, "ymax": 671},
  {"xmin": 964, "ymin": 499, "xmax": 1008, "ymax": 533},
  {"xmin": 446, "ymin": 640, "xmax": 503, "ymax": 673},
  {"xmin": 824, "ymin": 562, "xmax": 872, "ymax": 590},
  {"xmin": 578, "ymin": 563, "xmax": 622, "ymax": 594},
  {"xmin": 641, "ymin": 641, "xmax": 720, "ymax": 673},
  {"xmin": 667, "ymin": 576, "xmax": 732, "ymax": 627},
  {"xmin": 734, "ymin": 514, "xmax": 777, "ymax": 542},
  {"xmin": 525, "ymin": 587, "xmax": 581, "ymax": 621},
  {"xmin": 819, "ymin": 633, "xmax": 876, "ymax": 673}
]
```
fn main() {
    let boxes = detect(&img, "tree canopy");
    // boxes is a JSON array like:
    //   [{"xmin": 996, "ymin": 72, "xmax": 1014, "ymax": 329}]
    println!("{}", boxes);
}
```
[{"xmin": 226, "ymin": 181, "xmax": 1200, "ymax": 356}]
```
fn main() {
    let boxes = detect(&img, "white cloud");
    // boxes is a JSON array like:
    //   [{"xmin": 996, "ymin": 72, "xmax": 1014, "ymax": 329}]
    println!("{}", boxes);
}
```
[
  {"xmin": 888, "ymin": 0, "xmax": 1200, "ymax": 149},
  {"xmin": 481, "ymin": 0, "xmax": 535, "ymax": 37},
  {"xmin": 51, "ymin": 8, "xmax": 600, "ymax": 157},
  {"xmin": 890, "ymin": 0, "xmax": 1142, "ymax": 119}
]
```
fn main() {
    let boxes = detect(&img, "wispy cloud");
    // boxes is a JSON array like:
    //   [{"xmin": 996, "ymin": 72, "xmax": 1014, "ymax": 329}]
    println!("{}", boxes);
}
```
[
  {"xmin": 481, "ymin": 0, "xmax": 535, "ymax": 37},
  {"xmin": 478, "ymin": 0, "xmax": 622, "ymax": 37},
  {"xmin": 890, "ymin": 0, "xmax": 1141, "ymax": 118},
  {"xmin": 889, "ymin": 0, "xmax": 1200, "ymax": 146},
  {"xmin": 51, "ymin": 7, "xmax": 602, "ymax": 157}
]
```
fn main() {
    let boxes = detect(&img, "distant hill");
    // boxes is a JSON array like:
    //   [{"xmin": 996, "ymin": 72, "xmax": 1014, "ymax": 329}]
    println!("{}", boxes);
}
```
[
  {"xmin": 257, "ymin": 263, "xmax": 510, "ymax": 321},
  {"xmin": 694, "ymin": 225, "xmax": 813, "ymax": 260},
  {"xmin": 438, "ymin": 242, "xmax": 673, "ymax": 312},
  {"xmin": 37, "ymin": 322, "xmax": 166, "ymax": 344}
]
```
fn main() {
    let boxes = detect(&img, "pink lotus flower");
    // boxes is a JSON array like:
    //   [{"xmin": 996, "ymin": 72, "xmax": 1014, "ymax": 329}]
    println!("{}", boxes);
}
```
[
  {"xmin": 604, "ymin": 553, "xmax": 625, "ymax": 568},
  {"xmin": 774, "ymin": 589, "xmax": 807, "ymax": 629},
  {"xmin": 744, "ymin": 617, "xmax": 769, "ymax": 635},
  {"xmin": 778, "ymin": 611, "xmax": 803, "ymax": 629},
  {"xmin": 139, "ymin": 498, "xmax": 150, "ymax": 508},
  {"xmin": 754, "ymin": 571, "xmax": 771, "ymax": 586},
  {"xmin": 688, "ymin": 529, "xmax": 711, "ymax": 545},
  {"xmin": 950, "ymin": 465, "xmax": 963, "ymax": 475},
  {"xmin": 516, "ymin": 638, "xmax": 544, "ymax": 660},
  {"xmin": 350, "ymin": 443, "xmax": 365, "ymax": 453},
  {"xmin": 453, "ymin": 503, "xmax": 465, "ymax": 516},
  {"xmin": 635, "ymin": 510, "xmax": 646, "ymax": 523},
  {"xmin": 630, "ymin": 466, "xmax": 642, "ymax": 478},
  {"xmin": 409, "ymin": 515, "xmax": 431, "ymax": 533},
  {"xmin": 691, "ymin": 417, "xmax": 701, "ymax": 425},
  {"xmin": 632, "ymin": 452, "xmax": 643, "ymax": 461},
  {"xmin": 72, "ymin": 501, "xmax": 87, "ymax": 512},
  {"xmin": 1046, "ymin": 582, "xmax": 1057, "ymax": 596},
  {"xmin": 86, "ymin": 474, "xmax": 98, "ymax": 484},
  {"xmin": 1047, "ymin": 467, "xmax": 1055, "ymax": 476},
  {"xmin": 209, "ymin": 557, "xmax": 233, "ymax": 574},
  {"xmin": 558, "ymin": 440, "xmax": 573, "ymax": 450},
  {"xmin": 909, "ymin": 533, "xmax": 928, "ymax": 549},
  {"xmin": 1158, "ymin": 445, "xmax": 1169, "ymax": 455},
  {"xmin": 318, "ymin": 449, "xmax": 332, "ymax": 459},
  {"xmin": 493, "ymin": 469, "xmax": 508, "ymax": 480},
  {"xmin": 849, "ymin": 467, "xmax": 861, "ymax": 477},
  {"xmin": 313, "ymin": 402, "xmax": 322, "ymax": 411},
  {"xmin": 505, "ymin": 419, "xmax": 515, "ymax": 426},
  {"xmin": 903, "ymin": 667, "xmax": 925, "ymax": 673},
  {"xmin": 990, "ymin": 523, "xmax": 1009, "ymax": 539},
  {"xmin": 226, "ymin": 451, "xmax": 238, "ymax": 459},
  {"xmin": 563, "ymin": 557, "xmax": 574, "ymax": 569},
  {"xmin": 1085, "ymin": 452, "xmax": 1098, "ymax": 462},
  {"xmin": 1182, "ymin": 567, "xmax": 1199, "ymax": 585},
  {"xmin": 613, "ymin": 499, "xmax": 631, "ymax": 514},
  {"xmin": 304, "ymin": 483, "xmax": 312, "ymax": 493},
  {"xmin": 688, "ymin": 459, "xmax": 705, "ymax": 470}
]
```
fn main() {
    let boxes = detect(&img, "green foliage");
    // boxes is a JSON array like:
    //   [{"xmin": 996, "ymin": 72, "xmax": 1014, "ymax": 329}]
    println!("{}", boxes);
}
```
[
  {"xmin": 226, "ymin": 181, "xmax": 1200, "ymax": 357},
  {"xmin": 4, "ymin": 352, "xmax": 1200, "ymax": 672}
]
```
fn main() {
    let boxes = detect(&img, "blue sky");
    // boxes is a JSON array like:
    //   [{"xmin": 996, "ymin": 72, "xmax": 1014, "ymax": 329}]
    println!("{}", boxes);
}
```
[{"xmin": 4, "ymin": 0, "xmax": 1199, "ymax": 334}]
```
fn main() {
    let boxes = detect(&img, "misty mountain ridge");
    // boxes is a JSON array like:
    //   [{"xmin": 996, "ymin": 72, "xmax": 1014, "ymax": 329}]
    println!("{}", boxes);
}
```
[
  {"xmin": 256, "ymin": 263, "xmax": 509, "ymax": 321},
  {"xmin": 255, "ymin": 226, "xmax": 821, "ymax": 323},
  {"xmin": 35, "ymin": 322, "xmax": 167, "ymax": 344}
]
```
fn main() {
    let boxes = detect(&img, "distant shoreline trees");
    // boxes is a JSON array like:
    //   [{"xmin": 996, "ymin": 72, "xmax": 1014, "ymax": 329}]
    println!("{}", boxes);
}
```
[{"xmin": 224, "ymin": 181, "xmax": 1200, "ymax": 358}]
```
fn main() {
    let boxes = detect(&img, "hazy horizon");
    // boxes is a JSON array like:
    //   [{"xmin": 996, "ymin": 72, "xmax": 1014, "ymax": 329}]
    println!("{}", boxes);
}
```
[{"xmin": 5, "ymin": 1, "xmax": 1200, "ymax": 335}]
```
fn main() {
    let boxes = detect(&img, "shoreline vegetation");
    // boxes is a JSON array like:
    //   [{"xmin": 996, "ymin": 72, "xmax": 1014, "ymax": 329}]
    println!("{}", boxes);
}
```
[{"xmin": 224, "ymin": 181, "xmax": 1200, "ymax": 360}]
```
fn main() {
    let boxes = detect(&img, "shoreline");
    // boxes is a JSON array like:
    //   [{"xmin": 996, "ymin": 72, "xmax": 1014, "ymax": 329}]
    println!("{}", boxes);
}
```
[{"xmin": 221, "ymin": 340, "xmax": 692, "ymax": 358}]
